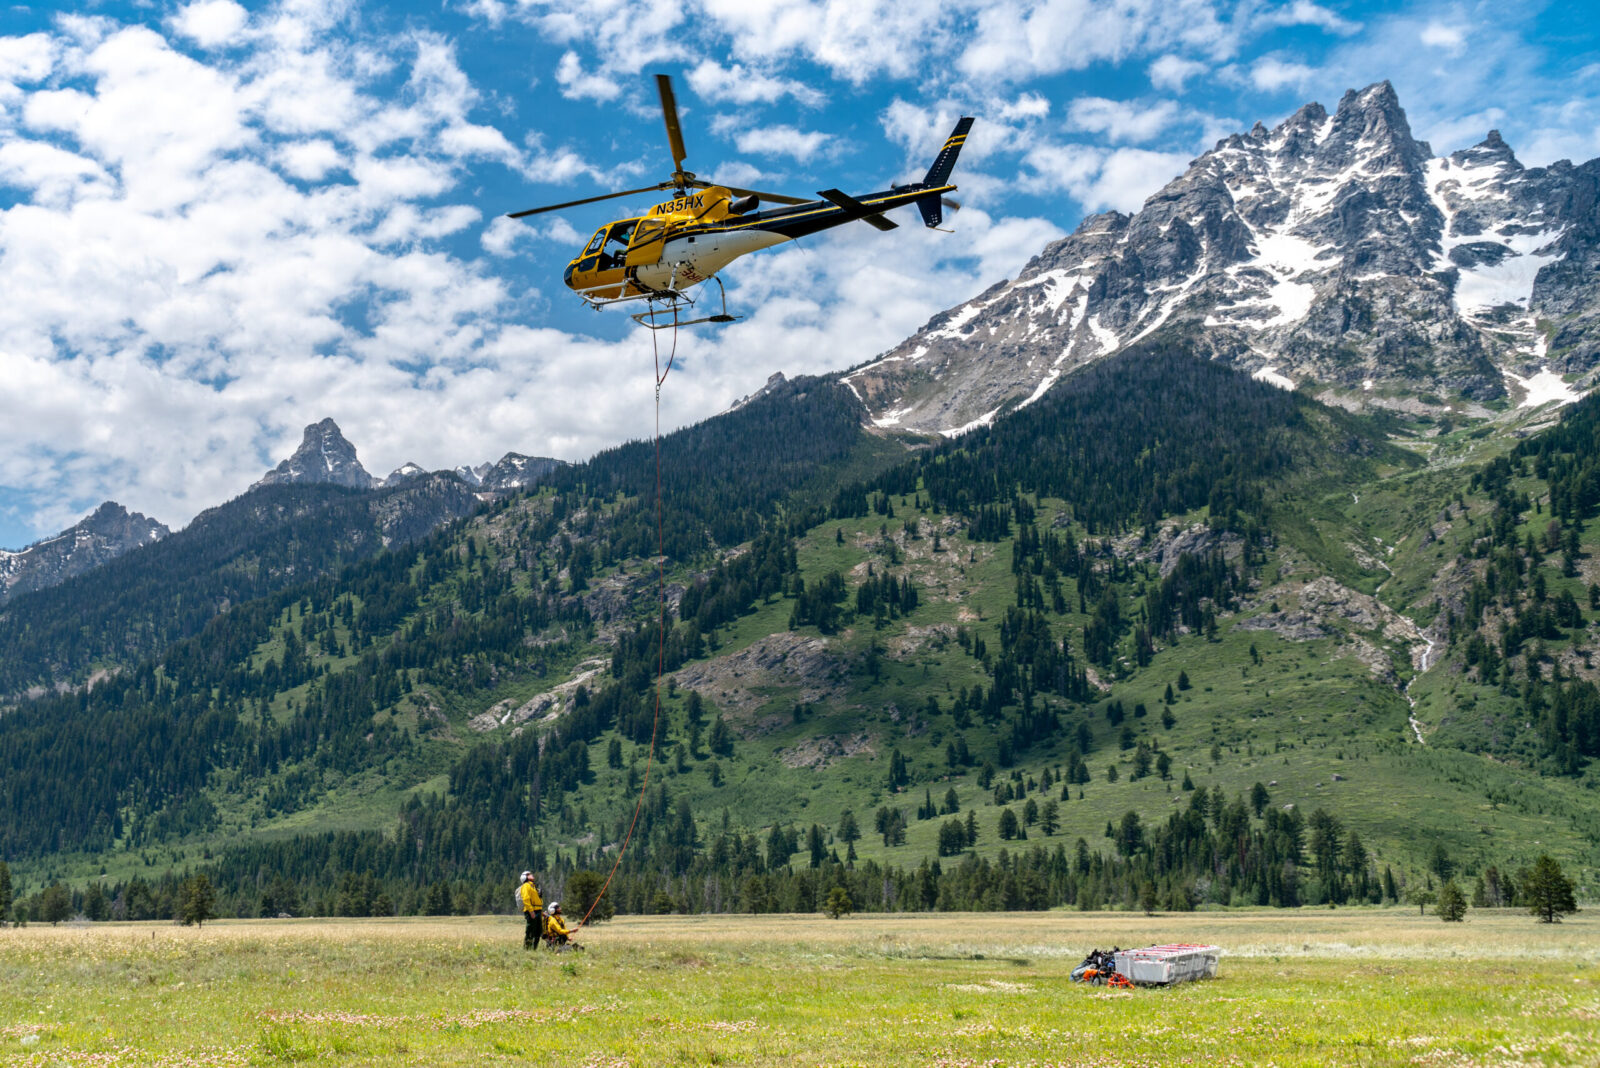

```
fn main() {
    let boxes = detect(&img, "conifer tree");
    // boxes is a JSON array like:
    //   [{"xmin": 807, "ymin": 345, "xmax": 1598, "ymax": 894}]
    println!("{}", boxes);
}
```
[
  {"xmin": 1435, "ymin": 879, "xmax": 1467, "ymax": 922},
  {"xmin": 179, "ymin": 874, "xmax": 217, "ymax": 927},
  {"xmin": 1523, "ymin": 855, "xmax": 1578, "ymax": 923}
]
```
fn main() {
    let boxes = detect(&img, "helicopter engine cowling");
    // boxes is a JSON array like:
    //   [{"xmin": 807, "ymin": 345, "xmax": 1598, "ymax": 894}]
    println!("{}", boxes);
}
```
[{"xmin": 727, "ymin": 194, "xmax": 759, "ymax": 215}]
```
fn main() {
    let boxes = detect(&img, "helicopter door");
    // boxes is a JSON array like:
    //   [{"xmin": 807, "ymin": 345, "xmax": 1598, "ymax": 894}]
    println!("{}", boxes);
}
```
[{"xmin": 626, "ymin": 218, "xmax": 669, "ymax": 267}]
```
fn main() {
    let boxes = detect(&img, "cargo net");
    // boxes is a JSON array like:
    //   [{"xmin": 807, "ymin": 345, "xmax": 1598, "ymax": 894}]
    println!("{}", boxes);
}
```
[
  {"xmin": 1071, "ymin": 944, "xmax": 1221, "ymax": 988},
  {"xmin": 1069, "ymin": 947, "xmax": 1128, "ymax": 987}
]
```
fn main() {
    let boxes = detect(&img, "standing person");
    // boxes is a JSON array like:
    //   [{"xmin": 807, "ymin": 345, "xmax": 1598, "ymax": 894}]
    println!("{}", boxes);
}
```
[{"xmin": 518, "ymin": 870, "xmax": 544, "ymax": 949}]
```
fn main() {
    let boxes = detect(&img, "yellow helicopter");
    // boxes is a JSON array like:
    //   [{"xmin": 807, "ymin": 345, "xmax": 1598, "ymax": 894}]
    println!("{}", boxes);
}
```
[{"xmin": 508, "ymin": 75, "xmax": 973, "ymax": 329}]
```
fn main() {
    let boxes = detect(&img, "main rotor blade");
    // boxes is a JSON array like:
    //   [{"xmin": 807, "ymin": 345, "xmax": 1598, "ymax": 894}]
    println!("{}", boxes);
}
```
[
  {"xmin": 506, "ymin": 183, "xmax": 671, "ymax": 218},
  {"xmin": 657, "ymin": 74, "xmax": 688, "ymax": 170},
  {"xmin": 686, "ymin": 178, "xmax": 812, "ymax": 206}
]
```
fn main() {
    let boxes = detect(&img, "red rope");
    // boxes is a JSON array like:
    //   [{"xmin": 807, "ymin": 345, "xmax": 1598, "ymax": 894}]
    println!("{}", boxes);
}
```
[{"xmin": 578, "ymin": 303, "xmax": 678, "ymax": 928}]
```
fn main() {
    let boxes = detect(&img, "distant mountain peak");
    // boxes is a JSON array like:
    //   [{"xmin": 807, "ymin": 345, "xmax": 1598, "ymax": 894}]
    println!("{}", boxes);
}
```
[
  {"xmin": 0, "ymin": 500, "xmax": 169, "ymax": 603},
  {"xmin": 478, "ymin": 453, "xmax": 566, "ymax": 493},
  {"xmin": 254, "ymin": 419, "xmax": 375, "ymax": 491}
]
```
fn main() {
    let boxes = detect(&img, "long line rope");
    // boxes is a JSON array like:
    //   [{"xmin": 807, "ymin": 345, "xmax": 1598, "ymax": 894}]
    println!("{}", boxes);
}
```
[{"xmin": 577, "ymin": 301, "xmax": 679, "ymax": 929}]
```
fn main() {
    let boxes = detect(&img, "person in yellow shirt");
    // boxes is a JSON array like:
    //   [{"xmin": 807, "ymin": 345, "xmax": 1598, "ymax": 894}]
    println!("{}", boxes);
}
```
[
  {"xmin": 544, "ymin": 901, "xmax": 580, "ymax": 950},
  {"xmin": 518, "ymin": 871, "xmax": 544, "ymax": 949}
]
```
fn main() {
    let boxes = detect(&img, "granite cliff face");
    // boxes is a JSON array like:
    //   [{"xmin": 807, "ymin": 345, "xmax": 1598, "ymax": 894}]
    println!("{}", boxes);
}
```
[
  {"xmin": 846, "ymin": 81, "xmax": 1599, "ymax": 433},
  {"xmin": 0, "ymin": 502, "xmax": 168, "ymax": 603}
]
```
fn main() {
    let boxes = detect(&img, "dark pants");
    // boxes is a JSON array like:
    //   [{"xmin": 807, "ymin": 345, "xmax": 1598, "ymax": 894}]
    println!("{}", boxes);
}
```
[{"xmin": 524, "ymin": 910, "xmax": 544, "ymax": 948}]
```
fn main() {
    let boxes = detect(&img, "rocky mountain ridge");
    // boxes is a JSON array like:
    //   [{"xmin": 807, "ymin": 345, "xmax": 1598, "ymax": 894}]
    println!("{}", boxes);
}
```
[
  {"xmin": 256, "ymin": 418, "xmax": 566, "ymax": 495},
  {"xmin": 846, "ymin": 81, "xmax": 1599, "ymax": 434},
  {"xmin": 0, "ymin": 502, "xmax": 168, "ymax": 605}
]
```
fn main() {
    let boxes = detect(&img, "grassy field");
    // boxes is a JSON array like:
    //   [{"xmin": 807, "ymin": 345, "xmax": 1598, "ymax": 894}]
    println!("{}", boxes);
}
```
[{"xmin": 3, "ymin": 911, "xmax": 1598, "ymax": 1066}]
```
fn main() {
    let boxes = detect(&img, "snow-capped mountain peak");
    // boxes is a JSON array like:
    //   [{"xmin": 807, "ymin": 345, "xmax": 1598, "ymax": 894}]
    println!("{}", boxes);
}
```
[{"xmin": 846, "ymin": 81, "xmax": 1599, "ymax": 433}]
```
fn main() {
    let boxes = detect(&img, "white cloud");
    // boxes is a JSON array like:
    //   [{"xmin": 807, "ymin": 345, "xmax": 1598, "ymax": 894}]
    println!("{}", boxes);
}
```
[
  {"xmin": 554, "ymin": 50, "xmax": 621, "ymax": 102},
  {"xmin": 707, "ymin": 160, "xmax": 779, "ymax": 190},
  {"xmin": 958, "ymin": 0, "xmax": 1234, "ymax": 82},
  {"xmin": 1067, "ymin": 96, "xmax": 1182, "ymax": 144},
  {"xmin": 994, "ymin": 92, "xmax": 1051, "ymax": 122},
  {"xmin": 277, "ymin": 138, "xmax": 343, "ymax": 180},
  {"xmin": 1149, "ymin": 54, "xmax": 1207, "ymax": 92},
  {"xmin": 0, "ymin": 138, "xmax": 113, "ymax": 205},
  {"xmin": 0, "ymin": 33, "xmax": 56, "ymax": 85},
  {"xmin": 172, "ymin": 0, "xmax": 251, "ymax": 49},
  {"xmin": 1419, "ymin": 20, "xmax": 1467, "ymax": 53},
  {"xmin": 685, "ymin": 59, "xmax": 825, "ymax": 107},
  {"xmin": 1250, "ymin": 56, "xmax": 1317, "ymax": 92},
  {"xmin": 1020, "ymin": 142, "xmax": 1190, "ymax": 213},
  {"xmin": 725, "ymin": 122, "xmax": 834, "ymax": 160},
  {"xmin": 482, "ymin": 213, "xmax": 583, "ymax": 256},
  {"xmin": 1255, "ymin": 1, "xmax": 1359, "ymax": 36},
  {"xmin": 520, "ymin": 131, "xmax": 637, "ymax": 187}
]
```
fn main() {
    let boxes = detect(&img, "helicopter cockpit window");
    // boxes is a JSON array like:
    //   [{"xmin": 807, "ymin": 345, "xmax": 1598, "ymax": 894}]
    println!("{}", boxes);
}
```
[{"xmin": 583, "ymin": 228, "xmax": 607, "ymax": 255}]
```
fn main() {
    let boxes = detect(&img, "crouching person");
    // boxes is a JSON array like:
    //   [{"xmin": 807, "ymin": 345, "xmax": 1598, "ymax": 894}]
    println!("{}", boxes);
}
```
[{"xmin": 544, "ymin": 902, "xmax": 582, "ymax": 951}]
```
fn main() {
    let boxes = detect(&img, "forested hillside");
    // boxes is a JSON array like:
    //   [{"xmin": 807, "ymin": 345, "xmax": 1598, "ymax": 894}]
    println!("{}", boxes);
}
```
[
  {"xmin": 0, "ymin": 476, "xmax": 480, "ymax": 694},
  {"xmin": 5, "ymin": 348, "xmax": 1599, "ymax": 923}
]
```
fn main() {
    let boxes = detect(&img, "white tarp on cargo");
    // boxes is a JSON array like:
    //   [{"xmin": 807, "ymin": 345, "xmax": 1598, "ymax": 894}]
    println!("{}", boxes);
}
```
[{"xmin": 1113, "ymin": 943, "xmax": 1220, "ymax": 985}]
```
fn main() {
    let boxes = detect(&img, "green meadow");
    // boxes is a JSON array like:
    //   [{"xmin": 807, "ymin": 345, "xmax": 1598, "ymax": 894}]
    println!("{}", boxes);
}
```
[{"xmin": 4, "ymin": 910, "xmax": 1597, "ymax": 1066}]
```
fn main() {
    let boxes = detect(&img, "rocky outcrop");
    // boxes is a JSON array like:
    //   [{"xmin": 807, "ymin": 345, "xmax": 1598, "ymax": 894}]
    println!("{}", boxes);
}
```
[
  {"xmin": 254, "ymin": 418, "xmax": 374, "ymax": 490},
  {"xmin": 671, "ymin": 631, "xmax": 851, "ymax": 728},
  {"xmin": 1111, "ymin": 522, "xmax": 1249, "ymax": 578}
]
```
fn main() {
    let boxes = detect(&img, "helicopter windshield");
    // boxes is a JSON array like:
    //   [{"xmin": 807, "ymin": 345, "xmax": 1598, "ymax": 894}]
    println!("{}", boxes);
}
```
[{"xmin": 583, "ymin": 228, "xmax": 607, "ymax": 255}]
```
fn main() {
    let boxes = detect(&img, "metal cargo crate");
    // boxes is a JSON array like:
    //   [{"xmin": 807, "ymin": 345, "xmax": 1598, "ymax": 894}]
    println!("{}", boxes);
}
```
[{"xmin": 1112, "ymin": 943, "xmax": 1221, "ymax": 985}]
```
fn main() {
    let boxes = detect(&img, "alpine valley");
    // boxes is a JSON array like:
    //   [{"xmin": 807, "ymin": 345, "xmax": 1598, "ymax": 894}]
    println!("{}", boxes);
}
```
[{"xmin": 4, "ymin": 83, "xmax": 1600, "ymax": 923}]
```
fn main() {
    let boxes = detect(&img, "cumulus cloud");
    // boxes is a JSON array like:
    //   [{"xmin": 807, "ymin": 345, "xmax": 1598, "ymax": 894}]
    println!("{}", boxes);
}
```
[
  {"xmin": 0, "ymin": 32, "xmax": 56, "ymax": 85},
  {"xmin": 1066, "ymin": 97, "xmax": 1182, "ymax": 144},
  {"xmin": 172, "ymin": 0, "xmax": 250, "ymax": 49},
  {"xmin": 685, "ymin": 59, "xmax": 825, "ymax": 107},
  {"xmin": 1419, "ymin": 20, "xmax": 1468, "ymax": 54},
  {"xmin": 1254, "ymin": 1, "xmax": 1360, "ymax": 36},
  {"xmin": 1148, "ymin": 54, "xmax": 1208, "ymax": 92},
  {"xmin": 1251, "ymin": 56, "xmax": 1318, "ymax": 92},
  {"xmin": 1019, "ymin": 142, "xmax": 1191, "ymax": 213},
  {"xmin": 554, "ymin": 50, "xmax": 621, "ymax": 102},
  {"xmin": 958, "ymin": 0, "xmax": 1235, "ymax": 82},
  {"xmin": 720, "ymin": 121, "xmax": 835, "ymax": 160}
]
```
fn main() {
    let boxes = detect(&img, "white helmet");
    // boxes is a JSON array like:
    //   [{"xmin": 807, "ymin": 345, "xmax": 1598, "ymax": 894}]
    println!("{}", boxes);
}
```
[
  {"xmin": 521, "ymin": 871, "xmax": 533, "ymax": 881},
  {"xmin": 546, "ymin": 902, "xmax": 560, "ymax": 914}
]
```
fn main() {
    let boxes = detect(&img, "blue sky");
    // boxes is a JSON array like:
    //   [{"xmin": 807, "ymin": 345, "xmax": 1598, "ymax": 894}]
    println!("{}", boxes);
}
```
[{"xmin": 0, "ymin": 0, "xmax": 1596, "ymax": 549}]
